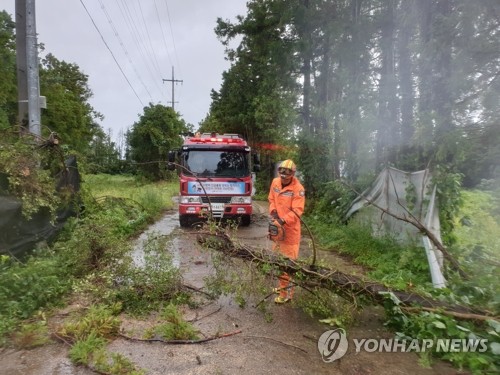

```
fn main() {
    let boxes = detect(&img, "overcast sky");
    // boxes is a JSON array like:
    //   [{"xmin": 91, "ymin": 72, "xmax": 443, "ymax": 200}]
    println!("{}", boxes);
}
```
[{"xmin": 3, "ymin": 0, "xmax": 248, "ymax": 142}]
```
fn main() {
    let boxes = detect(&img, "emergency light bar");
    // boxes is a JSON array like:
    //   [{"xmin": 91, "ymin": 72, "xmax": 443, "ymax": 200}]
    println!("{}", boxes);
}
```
[{"xmin": 189, "ymin": 133, "xmax": 245, "ymax": 144}]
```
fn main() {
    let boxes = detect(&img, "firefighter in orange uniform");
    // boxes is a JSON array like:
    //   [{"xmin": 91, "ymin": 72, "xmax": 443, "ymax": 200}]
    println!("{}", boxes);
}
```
[{"xmin": 268, "ymin": 159, "xmax": 305, "ymax": 303}]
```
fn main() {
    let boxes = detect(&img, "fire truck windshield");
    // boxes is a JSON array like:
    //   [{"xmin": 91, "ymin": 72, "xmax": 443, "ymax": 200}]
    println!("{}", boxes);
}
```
[{"xmin": 183, "ymin": 150, "xmax": 250, "ymax": 177}]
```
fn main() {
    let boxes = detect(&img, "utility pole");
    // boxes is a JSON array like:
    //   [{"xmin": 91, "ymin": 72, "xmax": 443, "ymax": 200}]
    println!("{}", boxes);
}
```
[
  {"xmin": 162, "ymin": 66, "xmax": 183, "ymax": 111},
  {"xmin": 15, "ymin": 0, "xmax": 45, "ymax": 137}
]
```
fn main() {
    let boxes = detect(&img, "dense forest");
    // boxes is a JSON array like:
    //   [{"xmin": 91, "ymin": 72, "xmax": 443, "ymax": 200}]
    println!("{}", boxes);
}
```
[{"xmin": 200, "ymin": 0, "xmax": 499, "ymax": 196}]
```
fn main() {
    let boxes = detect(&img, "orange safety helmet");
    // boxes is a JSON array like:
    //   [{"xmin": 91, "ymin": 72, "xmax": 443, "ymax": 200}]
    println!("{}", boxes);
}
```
[{"xmin": 279, "ymin": 159, "xmax": 296, "ymax": 172}]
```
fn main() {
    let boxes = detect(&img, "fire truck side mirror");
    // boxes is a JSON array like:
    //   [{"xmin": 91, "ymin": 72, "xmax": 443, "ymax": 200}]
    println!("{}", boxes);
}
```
[
  {"xmin": 167, "ymin": 150, "xmax": 177, "ymax": 171},
  {"xmin": 253, "ymin": 153, "xmax": 261, "ymax": 172}
]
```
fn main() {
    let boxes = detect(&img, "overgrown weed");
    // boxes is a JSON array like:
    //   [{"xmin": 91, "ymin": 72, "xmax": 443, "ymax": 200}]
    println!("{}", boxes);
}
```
[
  {"xmin": 148, "ymin": 304, "xmax": 199, "ymax": 340},
  {"xmin": 10, "ymin": 320, "xmax": 51, "ymax": 349}
]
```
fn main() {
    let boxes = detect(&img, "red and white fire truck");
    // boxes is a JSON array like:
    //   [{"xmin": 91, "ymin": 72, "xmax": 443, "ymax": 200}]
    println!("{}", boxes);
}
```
[{"xmin": 168, "ymin": 133, "xmax": 260, "ymax": 227}]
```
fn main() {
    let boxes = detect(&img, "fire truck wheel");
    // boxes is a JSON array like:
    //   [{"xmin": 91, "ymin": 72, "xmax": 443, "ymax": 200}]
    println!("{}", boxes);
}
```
[
  {"xmin": 240, "ymin": 215, "xmax": 251, "ymax": 227},
  {"xmin": 179, "ymin": 215, "xmax": 190, "ymax": 228}
]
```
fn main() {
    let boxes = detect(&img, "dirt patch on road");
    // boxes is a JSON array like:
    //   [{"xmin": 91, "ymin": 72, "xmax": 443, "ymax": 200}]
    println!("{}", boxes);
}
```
[{"xmin": 0, "ymin": 201, "xmax": 466, "ymax": 375}]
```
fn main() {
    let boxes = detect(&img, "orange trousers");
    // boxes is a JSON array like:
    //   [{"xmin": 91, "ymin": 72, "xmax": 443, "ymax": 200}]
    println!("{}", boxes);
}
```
[{"xmin": 272, "ymin": 241, "xmax": 299, "ymax": 299}]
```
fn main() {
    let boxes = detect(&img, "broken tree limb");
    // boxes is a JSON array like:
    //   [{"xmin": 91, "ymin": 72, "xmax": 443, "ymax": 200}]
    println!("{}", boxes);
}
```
[{"xmin": 197, "ymin": 231, "xmax": 497, "ymax": 321}]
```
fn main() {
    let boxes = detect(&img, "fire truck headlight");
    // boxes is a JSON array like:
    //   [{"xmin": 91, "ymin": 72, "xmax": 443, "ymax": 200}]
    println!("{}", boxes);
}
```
[
  {"xmin": 230, "ymin": 196, "xmax": 251, "ymax": 204},
  {"xmin": 180, "ymin": 196, "xmax": 202, "ymax": 204}
]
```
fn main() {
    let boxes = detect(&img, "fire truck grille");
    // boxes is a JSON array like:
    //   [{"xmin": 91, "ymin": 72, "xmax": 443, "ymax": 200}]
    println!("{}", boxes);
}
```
[{"xmin": 201, "ymin": 196, "xmax": 232, "ymax": 204}]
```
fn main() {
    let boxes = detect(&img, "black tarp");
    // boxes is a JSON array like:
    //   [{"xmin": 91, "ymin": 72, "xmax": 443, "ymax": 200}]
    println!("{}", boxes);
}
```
[{"xmin": 0, "ymin": 156, "xmax": 81, "ymax": 258}]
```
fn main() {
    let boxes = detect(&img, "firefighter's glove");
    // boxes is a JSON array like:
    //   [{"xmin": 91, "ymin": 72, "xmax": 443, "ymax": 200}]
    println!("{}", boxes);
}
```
[{"xmin": 270, "ymin": 209, "xmax": 279, "ymax": 220}]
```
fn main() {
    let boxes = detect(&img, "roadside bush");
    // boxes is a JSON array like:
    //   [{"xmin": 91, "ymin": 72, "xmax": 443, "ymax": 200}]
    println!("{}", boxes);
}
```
[
  {"xmin": 0, "ymin": 251, "xmax": 70, "ymax": 342},
  {"xmin": 311, "ymin": 180, "xmax": 357, "ymax": 224},
  {"xmin": 0, "ymin": 174, "xmax": 179, "ymax": 347}
]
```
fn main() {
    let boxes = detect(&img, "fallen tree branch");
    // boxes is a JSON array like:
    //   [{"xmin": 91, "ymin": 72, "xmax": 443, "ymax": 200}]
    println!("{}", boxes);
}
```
[
  {"xmin": 182, "ymin": 283, "xmax": 214, "ymax": 298},
  {"xmin": 118, "ymin": 329, "xmax": 242, "ymax": 344},
  {"xmin": 188, "ymin": 306, "xmax": 222, "ymax": 322},
  {"xmin": 197, "ymin": 231, "xmax": 497, "ymax": 322}
]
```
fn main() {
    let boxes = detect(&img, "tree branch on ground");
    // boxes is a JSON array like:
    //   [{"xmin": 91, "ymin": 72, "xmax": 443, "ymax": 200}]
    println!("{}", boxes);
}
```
[{"xmin": 197, "ymin": 231, "xmax": 497, "ymax": 322}]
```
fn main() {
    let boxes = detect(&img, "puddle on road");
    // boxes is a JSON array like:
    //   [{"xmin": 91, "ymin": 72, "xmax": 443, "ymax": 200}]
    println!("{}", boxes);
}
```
[{"xmin": 131, "ymin": 210, "xmax": 181, "ymax": 268}]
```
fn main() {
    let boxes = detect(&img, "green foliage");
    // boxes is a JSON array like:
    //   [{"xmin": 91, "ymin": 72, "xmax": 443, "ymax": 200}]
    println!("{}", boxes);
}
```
[
  {"xmin": 454, "ymin": 189, "xmax": 500, "ymax": 257},
  {"xmin": 69, "ymin": 332, "xmax": 107, "ymax": 365},
  {"xmin": 311, "ymin": 180, "xmax": 358, "ymax": 224},
  {"xmin": 59, "ymin": 304, "xmax": 121, "ymax": 342},
  {"xmin": 55, "ymin": 211, "xmax": 131, "ymax": 277},
  {"xmin": 0, "ymin": 251, "xmax": 71, "ymax": 340},
  {"xmin": 383, "ymin": 293, "xmax": 499, "ymax": 374},
  {"xmin": 309, "ymin": 183, "xmax": 499, "ymax": 374},
  {"xmin": 84, "ymin": 173, "xmax": 177, "ymax": 212},
  {"xmin": 0, "ymin": 174, "xmax": 180, "ymax": 347},
  {"xmin": 61, "ymin": 176, "xmax": 182, "ymax": 314},
  {"xmin": 63, "ymin": 304, "xmax": 145, "ymax": 374},
  {"xmin": 39, "ymin": 53, "xmax": 103, "ymax": 153},
  {"xmin": 433, "ymin": 166, "xmax": 464, "ymax": 245},
  {"xmin": 298, "ymin": 133, "xmax": 335, "ymax": 198},
  {"xmin": 10, "ymin": 320, "xmax": 50, "ymax": 349},
  {"xmin": 0, "ymin": 133, "xmax": 61, "ymax": 219},
  {"xmin": 151, "ymin": 304, "xmax": 199, "ymax": 340},
  {"xmin": 203, "ymin": 225, "xmax": 281, "ymax": 316},
  {"xmin": 308, "ymin": 218, "xmax": 431, "ymax": 290},
  {"xmin": 0, "ymin": 11, "xmax": 16, "ymax": 130},
  {"xmin": 127, "ymin": 104, "xmax": 187, "ymax": 181},
  {"xmin": 85, "ymin": 128, "xmax": 124, "ymax": 174},
  {"xmin": 209, "ymin": 0, "xmax": 300, "ymax": 187},
  {"xmin": 446, "ymin": 189, "xmax": 500, "ymax": 311},
  {"xmin": 295, "ymin": 288, "xmax": 356, "ymax": 328},
  {"xmin": 112, "ymin": 234, "xmax": 183, "ymax": 314},
  {"xmin": 69, "ymin": 330, "xmax": 145, "ymax": 374}
]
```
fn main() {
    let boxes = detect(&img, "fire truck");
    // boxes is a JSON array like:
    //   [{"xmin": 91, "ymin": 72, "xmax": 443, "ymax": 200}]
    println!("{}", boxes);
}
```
[{"xmin": 168, "ymin": 133, "xmax": 260, "ymax": 227}]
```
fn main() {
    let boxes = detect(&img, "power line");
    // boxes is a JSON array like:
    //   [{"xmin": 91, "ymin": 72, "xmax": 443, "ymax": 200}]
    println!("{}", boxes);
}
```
[
  {"xmin": 162, "ymin": 0, "xmax": 183, "ymax": 101},
  {"xmin": 79, "ymin": 0, "xmax": 144, "ymax": 107},
  {"xmin": 153, "ymin": 0, "xmax": 174, "ymax": 68},
  {"xmin": 97, "ymin": 0, "xmax": 153, "ymax": 102},
  {"xmin": 115, "ymin": 0, "xmax": 164, "ymax": 97},
  {"xmin": 137, "ymin": 1, "xmax": 164, "ymax": 78}
]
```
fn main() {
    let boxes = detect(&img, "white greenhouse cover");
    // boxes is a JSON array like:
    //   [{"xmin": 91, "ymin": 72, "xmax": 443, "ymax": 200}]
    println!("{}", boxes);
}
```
[{"xmin": 346, "ymin": 167, "xmax": 446, "ymax": 288}]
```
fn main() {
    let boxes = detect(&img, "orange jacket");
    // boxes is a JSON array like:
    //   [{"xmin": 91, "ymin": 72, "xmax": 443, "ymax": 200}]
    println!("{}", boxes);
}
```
[{"xmin": 268, "ymin": 176, "xmax": 305, "ymax": 245}]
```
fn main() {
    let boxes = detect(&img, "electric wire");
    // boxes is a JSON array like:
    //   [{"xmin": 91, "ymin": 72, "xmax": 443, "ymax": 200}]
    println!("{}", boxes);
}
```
[
  {"xmin": 137, "ymin": 1, "xmax": 164, "ymax": 78},
  {"xmin": 153, "ymin": 0, "xmax": 174, "ymax": 68},
  {"xmin": 162, "ymin": 0, "xmax": 183, "ymax": 101},
  {"xmin": 79, "ymin": 0, "xmax": 144, "ymax": 107},
  {"xmin": 163, "ymin": 0, "xmax": 181, "ymax": 76},
  {"xmin": 97, "ymin": 0, "xmax": 153, "ymax": 102},
  {"xmin": 115, "ymin": 0, "xmax": 164, "ymax": 97}
]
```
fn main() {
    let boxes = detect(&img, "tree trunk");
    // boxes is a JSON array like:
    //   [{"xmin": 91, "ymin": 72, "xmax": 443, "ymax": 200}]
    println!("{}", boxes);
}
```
[
  {"xmin": 398, "ymin": 0, "xmax": 415, "ymax": 147},
  {"xmin": 376, "ymin": 0, "xmax": 399, "ymax": 169}
]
